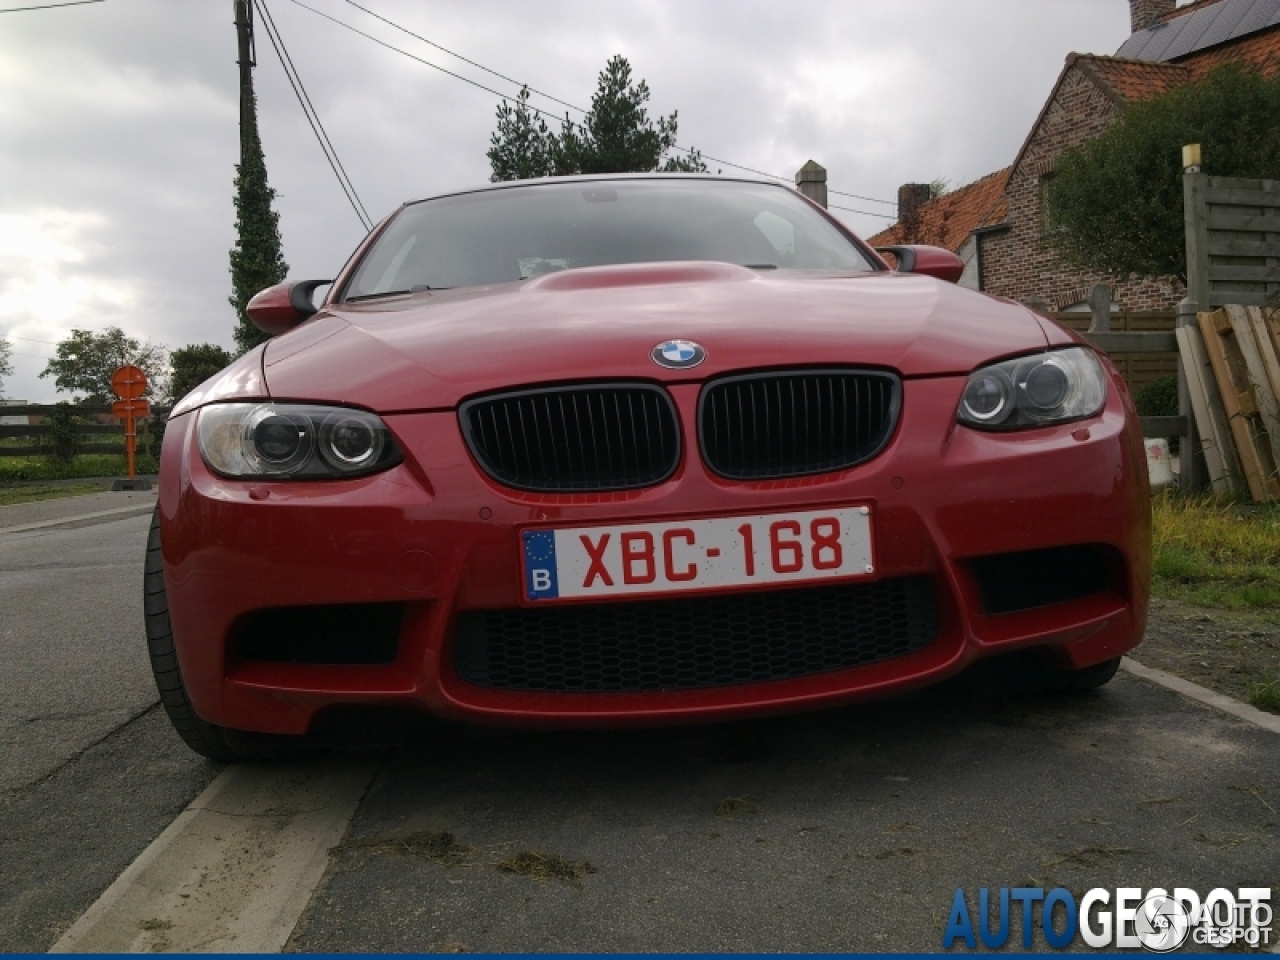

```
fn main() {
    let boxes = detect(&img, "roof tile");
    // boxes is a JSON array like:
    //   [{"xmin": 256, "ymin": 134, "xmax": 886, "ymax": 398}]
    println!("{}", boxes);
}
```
[
  {"xmin": 1076, "ymin": 55, "xmax": 1191, "ymax": 101},
  {"xmin": 866, "ymin": 168, "xmax": 1011, "ymax": 253},
  {"xmin": 1184, "ymin": 22, "xmax": 1280, "ymax": 73}
]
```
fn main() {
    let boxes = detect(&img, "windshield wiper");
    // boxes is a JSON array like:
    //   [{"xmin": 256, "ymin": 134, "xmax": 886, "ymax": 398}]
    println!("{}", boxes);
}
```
[
  {"xmin": 744, "ymin": 264, "xmax": 778, "ymax": 270},
  {"xmin": 345, "ymin": 285, "xmax": 450, "ymax": 302},
  {"xmin": 344, "ymin": 290, "xmax": 412, "ymax": 302}
]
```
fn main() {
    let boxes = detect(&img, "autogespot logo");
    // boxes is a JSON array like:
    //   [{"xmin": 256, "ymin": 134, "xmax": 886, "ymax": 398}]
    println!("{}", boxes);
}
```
[
  {"xmin": 650, "ymin": 339, "xmax": 706, "ymax": 369},
  {"xmin": 942, "ymin": 885, "xmax": 1272, "ymax": 951},
  {"xmin": 1134, "ymin": 893, "xmax": 1192, "ymax": 953}
]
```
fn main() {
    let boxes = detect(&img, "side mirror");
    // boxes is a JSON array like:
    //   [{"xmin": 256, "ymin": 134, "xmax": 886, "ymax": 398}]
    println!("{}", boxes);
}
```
[
  {"xmin": 874, "ymin": 245, "xmax": 964, "ymax": 284},
  {"xmin": 246, "ymin": 280, "xmax": 332, "ymax": 336}
]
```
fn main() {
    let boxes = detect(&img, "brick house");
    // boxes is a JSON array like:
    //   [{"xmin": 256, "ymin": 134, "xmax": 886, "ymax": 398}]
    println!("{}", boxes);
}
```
[{"xmin": 868, "ymin": 0, "xmax": 1280, "ymax": 312}]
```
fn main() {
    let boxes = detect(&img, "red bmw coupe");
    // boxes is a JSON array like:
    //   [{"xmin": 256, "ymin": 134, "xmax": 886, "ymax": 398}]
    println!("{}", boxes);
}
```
[{"xmin": 147, "ymin": 175, "xmax": 1150, "ymax": 760}]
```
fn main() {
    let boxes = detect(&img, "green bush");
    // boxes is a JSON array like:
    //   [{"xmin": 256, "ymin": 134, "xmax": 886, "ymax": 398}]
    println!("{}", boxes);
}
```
[
  {"xmin": 43, "ymin": 402, "xmax": 81, "ymax": 463},
  {"xmin": 1135, "ymin": 375, "xmax": 1178, "ymax": 418}
]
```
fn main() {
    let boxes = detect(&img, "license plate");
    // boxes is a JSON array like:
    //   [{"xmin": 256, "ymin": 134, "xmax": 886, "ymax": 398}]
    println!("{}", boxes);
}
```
[{"xmin": 521, "ymin": 506, "xmax": 873, "ymax": 601}]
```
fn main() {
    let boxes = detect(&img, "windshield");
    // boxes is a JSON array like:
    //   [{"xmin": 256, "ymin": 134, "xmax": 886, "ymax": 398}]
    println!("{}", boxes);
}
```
[{"xmin": 343, "ymin": 179, "xmax": 874, "ymax": 298}]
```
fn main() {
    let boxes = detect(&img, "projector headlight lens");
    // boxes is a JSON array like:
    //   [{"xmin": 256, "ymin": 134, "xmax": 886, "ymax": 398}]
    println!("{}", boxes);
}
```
[
  {"xmin": 957, "ymin": 347, "xmax": 1106, "ymax": 430},
  {"xmin": 198, "ymin": 403, "xmax": 400, "ymax": 478}
]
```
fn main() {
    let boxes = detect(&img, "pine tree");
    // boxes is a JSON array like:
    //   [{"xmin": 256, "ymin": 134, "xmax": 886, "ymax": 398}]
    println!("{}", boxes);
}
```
[
  {"xmin": 488, "ymin": 87, "xmax": 555, "ymax": 181},
  {"xmin": 229, "ymin": 92, "xmax": 288, "ymax": 354},
  {"xmin": 487, "ymin": 56, "xmax": 707, "ymax": 181}
]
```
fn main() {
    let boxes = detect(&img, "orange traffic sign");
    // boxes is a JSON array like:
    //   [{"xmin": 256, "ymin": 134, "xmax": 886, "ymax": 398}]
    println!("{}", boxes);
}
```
[
  {"xmin": 111, "ymin": 364, "xmax": 147, "ymax": 400},
  {"xmin": 113, "ymin": 398, "xmax": 150, "ymax": 418}
]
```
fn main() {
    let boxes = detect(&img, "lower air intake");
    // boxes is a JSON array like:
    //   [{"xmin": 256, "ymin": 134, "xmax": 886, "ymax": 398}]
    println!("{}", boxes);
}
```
[
  {"xmin": 235, "ymin": 603, "xmax": 402, "ymax": 664},
  {"xmin": 971, "ymin": 544, "xmax": 1111, "ymax": 615},
  {"xmin": 452, "ymin": 577, "xmax": 937, "ymax": 693}
]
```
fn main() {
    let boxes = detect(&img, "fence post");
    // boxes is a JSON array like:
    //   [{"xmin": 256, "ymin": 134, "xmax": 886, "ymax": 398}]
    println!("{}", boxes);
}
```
[{"xmin": 795, "ymin": 160, "xmax": 828, "ymax": 209}]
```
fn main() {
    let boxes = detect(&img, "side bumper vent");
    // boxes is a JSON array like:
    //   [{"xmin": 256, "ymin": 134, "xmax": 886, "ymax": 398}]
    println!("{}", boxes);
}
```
[{"xmin": 971, "ymin": 545, "xmax": 1111, "ymax": 615}]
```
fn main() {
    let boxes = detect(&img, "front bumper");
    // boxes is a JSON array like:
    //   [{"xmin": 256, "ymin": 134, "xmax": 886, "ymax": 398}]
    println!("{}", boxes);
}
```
[{"xmin": 158, "ymin": 374, "xmax": 1150, "ymax": 735}]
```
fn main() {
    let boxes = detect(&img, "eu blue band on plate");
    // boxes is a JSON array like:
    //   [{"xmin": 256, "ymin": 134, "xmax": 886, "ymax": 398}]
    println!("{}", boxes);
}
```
[{"xmin": 522, "ymin": 530, "xmax": 559, "ymax": 599}]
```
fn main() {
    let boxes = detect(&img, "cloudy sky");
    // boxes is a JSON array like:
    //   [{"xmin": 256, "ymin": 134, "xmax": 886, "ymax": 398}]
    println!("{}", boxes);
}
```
[{"xmin": 0, "ymin": 0, "xmax": 1140, "ymax": 402}]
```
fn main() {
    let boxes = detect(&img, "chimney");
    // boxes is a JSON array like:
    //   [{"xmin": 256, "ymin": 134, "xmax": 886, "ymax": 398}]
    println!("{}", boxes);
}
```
[
  {"xmin": 897, "ymin": 183, "xmax": 932, "ymax": 223},
  {"xmin": 1129, "ymin": 0, "xmax": 1174, "ymax": 33},
  {"xmin": 795, "ymin": 160, "xmax": 827, "ymax": 208}
]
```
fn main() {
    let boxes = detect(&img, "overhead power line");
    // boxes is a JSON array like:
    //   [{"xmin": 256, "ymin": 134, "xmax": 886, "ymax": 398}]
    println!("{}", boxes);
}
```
[
  {"xmin": 287, "ymin": 0, "xmax": 565, "ymax": 120},
  {"xmin": 830, "ymin": 188, "xmax": 896, "ymax": 206},
  {"xmin": 255, "ymin": 0, "xmax": 373, "ymax": 231},
  {"xmin": 830, "ymin": 203, "xmax": 895, "ymax": 219},
  {"xmin": 339, "ymin": 0, "xmax": 583, "ymax": 116},
  {"xmin": 0, "ymin": 0, "xmax": 103, "ymax": 12},
  {"xmin": 287, "ymin": 0, "xmax": 899, "ymax": 214},
  {"xmin": 332, "ymin": 10, "xmax": 807, "ymax": 193}
]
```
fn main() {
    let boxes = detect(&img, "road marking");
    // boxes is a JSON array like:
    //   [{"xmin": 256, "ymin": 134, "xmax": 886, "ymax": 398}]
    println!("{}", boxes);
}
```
[
  {"xmin": 0, "ymin": 503, "xmax": 155, "ymax": 535},
  {"xmin": 50, "ymin": 762, "xmax": 373, "ymax": 953},
  {"xmin": 1122, "ymin": 657, "xmax": 1280, "ymax": 736}
]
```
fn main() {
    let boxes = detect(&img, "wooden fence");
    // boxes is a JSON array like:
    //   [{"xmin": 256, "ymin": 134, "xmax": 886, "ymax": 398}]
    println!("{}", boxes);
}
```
[
  {"xmin": 0, "ymin": 404, "xmax": 168, "ymax": 458},
  {"xmin": 1184, "ymin": 170, "xmax": 1280, "ymax": 310},
  {"xmin": 1048, "ymin": 310, "xmax": 1178, "ymax": 394},
  {"xmin": 1178, "ymin": 155, "xmax": 1280, "ymax": 493}
]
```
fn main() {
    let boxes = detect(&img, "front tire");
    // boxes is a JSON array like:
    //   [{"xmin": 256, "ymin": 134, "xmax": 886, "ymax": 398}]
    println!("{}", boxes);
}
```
[
  {"xmin": 144, "ymin": 508, "xmax": 309, "ymax": 761},
  {"xmin": 943, "ymin": 651, "xmax": 1123, "ymax": 698},
  {"xmin": 1058, "ymin": 655, "xmax": 1121, "ymax": 691}
]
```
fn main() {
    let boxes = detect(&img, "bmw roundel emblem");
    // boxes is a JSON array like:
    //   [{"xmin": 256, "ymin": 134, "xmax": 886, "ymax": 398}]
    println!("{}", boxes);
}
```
[{"xmin": 651, "ymin": 339, "xmax": 706, "ymax": 369}]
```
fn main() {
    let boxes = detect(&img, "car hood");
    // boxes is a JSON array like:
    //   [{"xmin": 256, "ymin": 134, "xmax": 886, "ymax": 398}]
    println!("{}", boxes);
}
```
[{"xmin": 262, "ymin": 261, "xmax": 1049, "ymax": 412}]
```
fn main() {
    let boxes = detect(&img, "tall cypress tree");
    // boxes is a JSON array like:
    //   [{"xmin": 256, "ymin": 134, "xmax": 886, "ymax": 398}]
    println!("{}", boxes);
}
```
[
  {"xmin": 230, "ymin": 1, "xmax": 287, "ymax": 355},
  {"xmin": 229, "ymin": 95, "xmax": 288, "ymax": 354}
]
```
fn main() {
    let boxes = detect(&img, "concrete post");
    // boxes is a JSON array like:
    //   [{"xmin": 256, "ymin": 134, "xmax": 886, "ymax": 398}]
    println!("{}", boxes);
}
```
[
  {"xmin": 1178, "ymin": 144, "xmax": 1207, "ymax": 492},
  {"xmin": 795, "ymin": 160, "xmax": 827, "ymax": 209},
  {"xmin": 1087, "ymin": 283, "xmax": 1113, "ymax": 334},
  {"xmin": 1176, "ymin": 297, "xmax": 1206, "ymax": 492}
]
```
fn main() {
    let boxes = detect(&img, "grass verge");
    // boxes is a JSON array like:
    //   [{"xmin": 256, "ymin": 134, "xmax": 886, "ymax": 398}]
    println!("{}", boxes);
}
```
[
  {"xmin": 1145, "ymin": 493, "xmax": 1280, "ymax": 714},
  {"xmin": 0, "ymin": 482, "xmax": 109, "ymax": 507},
  {"xmin": 1247, "ymin": 676, "xmax": 1280, "ymax": 712},
  {"xmin": 1151, "ymin": 493, "xmax": 1280, "ymax": 609},
  {"xmin": 0, "ymin": 454, "xmax": 158, "ymax": 484}
]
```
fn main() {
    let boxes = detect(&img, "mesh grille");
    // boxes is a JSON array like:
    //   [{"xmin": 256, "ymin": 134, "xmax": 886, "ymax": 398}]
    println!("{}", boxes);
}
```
[
  {"xmin": 699, "ymin": 370, "xmax": 900, "ymax": 479},
  {"xmin": 452, "ymin": 577, "xmax": 937, "ymax": 693},
  {"xmin": 460, "ymin": 384, "xmax": 680, "ymax": 492}
]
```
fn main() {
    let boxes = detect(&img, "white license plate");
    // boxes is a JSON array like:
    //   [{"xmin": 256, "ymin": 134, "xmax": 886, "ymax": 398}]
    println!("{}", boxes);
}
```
[{"xmin": 521, "ymin": 506, "xmax": 873, "ymax": 601}]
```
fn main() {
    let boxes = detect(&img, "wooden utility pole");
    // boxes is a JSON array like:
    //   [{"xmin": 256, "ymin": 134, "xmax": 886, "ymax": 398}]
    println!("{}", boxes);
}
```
[{"xmin": 233, "ymin": 0, "xmax": 256, "ymax": 152}]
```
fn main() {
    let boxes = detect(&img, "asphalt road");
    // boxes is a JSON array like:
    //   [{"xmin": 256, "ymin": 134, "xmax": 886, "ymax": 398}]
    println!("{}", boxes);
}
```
[
  {"xmin": 286, "ymin": 677, "xmax": 1279, "ymax": 953},
  {"xmin": 0, "ymin": 491, "xmax": 1276, "ymax": 953},
  {"xmin": 0, "ymin": 492, "xmax": 218, "ymax": 951},
  {"xmin": 0, "ymin": 491, "xmax": 165, "ymax": 792}
]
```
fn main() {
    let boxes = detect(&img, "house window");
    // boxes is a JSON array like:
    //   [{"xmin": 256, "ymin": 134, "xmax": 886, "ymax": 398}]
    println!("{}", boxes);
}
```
[{"xmin": 1039, "ymin": 172, "xmax": 1059, "ymax": 235}]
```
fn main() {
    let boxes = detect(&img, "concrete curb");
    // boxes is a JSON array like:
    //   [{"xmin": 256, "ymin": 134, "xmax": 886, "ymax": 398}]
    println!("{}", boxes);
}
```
[
  {"xmin": 1121, "ymin": 657, "xmax": 1280, "ymax": 736},
  {"xmin": 0, "ymin": 503, "xmax": 155, "ymax": 535},
  {"xmin": 49, "ymin": 762, "xmax": 374, "ymax": 953}
]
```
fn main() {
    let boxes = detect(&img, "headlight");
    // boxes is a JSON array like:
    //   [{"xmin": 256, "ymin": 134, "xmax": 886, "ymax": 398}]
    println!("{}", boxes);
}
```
[
  {"xmin": 957, "ymin": 347, "xmax": 1106, "ymax": 430},
  {"xmin": 197, "ymin": 402, "xmax": 401, "ymax": 479}
]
